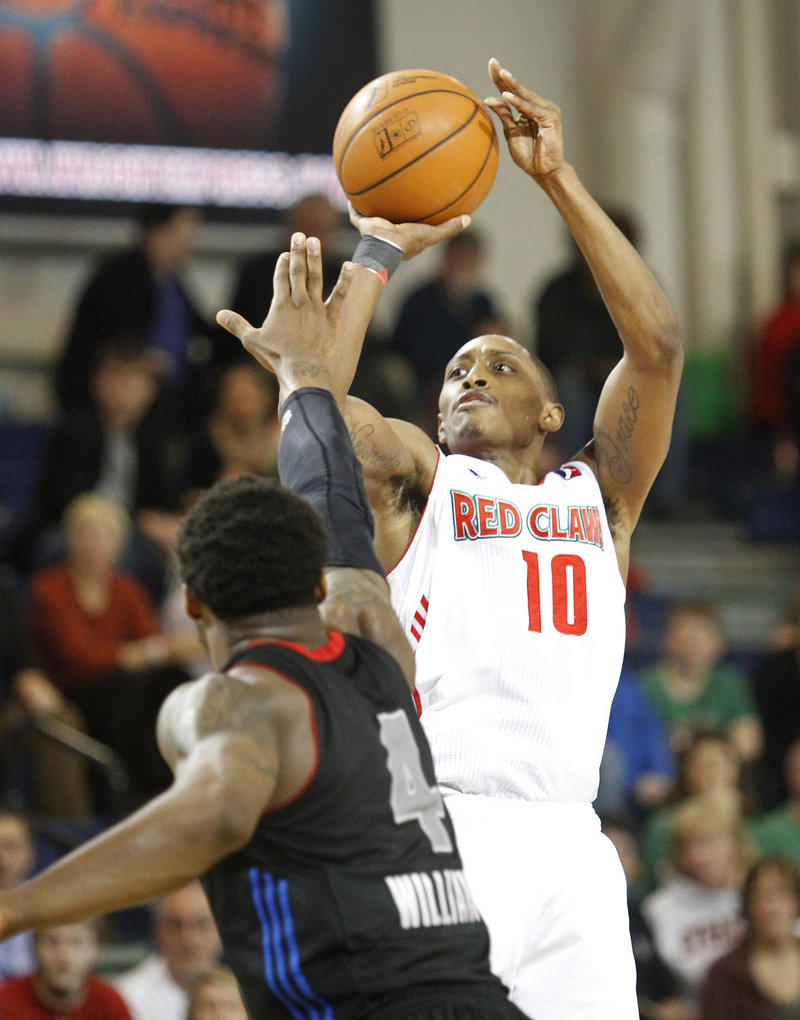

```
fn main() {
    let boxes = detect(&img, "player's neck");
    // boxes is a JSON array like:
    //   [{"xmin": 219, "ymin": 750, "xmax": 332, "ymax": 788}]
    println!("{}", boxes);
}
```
[
  {"xmin": 449, "ymin": 431, "xmax": 545, "ymax": 485},
  {"xmin": 223, "ymin": 607, "xmax": 328, "ymax": 659},
  {"xmin": 473, "ymin": 446, "xmax": 542, "ymax": 485}
]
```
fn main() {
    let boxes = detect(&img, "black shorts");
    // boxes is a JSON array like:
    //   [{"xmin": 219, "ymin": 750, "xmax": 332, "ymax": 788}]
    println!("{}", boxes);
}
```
[{"xmin": 374, "ymin": 985, "xmax": 530, "ymax": 1020}]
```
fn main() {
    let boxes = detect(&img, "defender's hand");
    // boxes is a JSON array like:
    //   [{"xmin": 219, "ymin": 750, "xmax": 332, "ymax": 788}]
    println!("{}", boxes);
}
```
[{"xmin": 216, "ymin": 233, "xmax": 354, "ymax": 396}]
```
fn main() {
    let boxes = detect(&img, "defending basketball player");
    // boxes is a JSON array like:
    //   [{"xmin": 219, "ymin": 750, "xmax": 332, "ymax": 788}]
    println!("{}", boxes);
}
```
[
  {"xmin": 219, "ymin": 59, "xmax": 683, "ymax": 1018},
  {"xmin": 0, "ymin": 239, "xmax": 528, "ymax": 1019}
]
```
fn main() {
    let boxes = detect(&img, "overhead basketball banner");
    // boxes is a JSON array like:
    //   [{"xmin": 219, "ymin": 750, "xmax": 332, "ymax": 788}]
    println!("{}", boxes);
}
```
[{"xmin": 0, "ymin": 0, "xmax": 377, "ymax": 211}]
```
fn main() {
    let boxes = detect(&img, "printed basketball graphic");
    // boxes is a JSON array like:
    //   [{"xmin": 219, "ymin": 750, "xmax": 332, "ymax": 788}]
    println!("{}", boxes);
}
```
[{"xmin": 0, "ymin": 0, "xmax": 288, "ymax": 148}]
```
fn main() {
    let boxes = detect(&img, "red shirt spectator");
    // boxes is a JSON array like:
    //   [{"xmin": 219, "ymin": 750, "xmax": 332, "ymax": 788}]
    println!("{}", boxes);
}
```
[
  {"xmin": 0, "ymin": 973, "xmax": 132, "ymax": 1019},
  {"xmin": 27, "ymin": 561, "xmax": 159, "ymax": 695},
  {"xmin": 0, "ymin": 921, "xmax": 132, "ymax": 1020},
  {"xmin": 750, "ymin": 242, "xmax": 800, "ymax": 430}
]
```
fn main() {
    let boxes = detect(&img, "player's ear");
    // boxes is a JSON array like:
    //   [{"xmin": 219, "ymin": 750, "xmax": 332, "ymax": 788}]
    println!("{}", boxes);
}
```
[
  {"xmin": 184, "ymin": 586, "xmax": 204, "ymax": 620},
  {"xmin": 540, "ymin": 401, "xmax": 564, "ymax": 434},
  {"xmin": 314, "ymin": 577, "xmax": 327, "ymax": 605},
  {"xmin": 437, "ymin": 412, "xmax": 448, "ymax": 446}
]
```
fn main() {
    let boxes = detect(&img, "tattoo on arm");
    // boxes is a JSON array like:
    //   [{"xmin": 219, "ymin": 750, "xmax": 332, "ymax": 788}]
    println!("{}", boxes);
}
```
[
  {"xmin": 615, "ymin": 386, "xmax": 640, "ymax": 447},
  {"xmin": 287, "ymin": 361, "xmax": 331, "ymax": 382},
  {"xmin": 595, "ymin": 386, "xmax": 640, "ymax": 484},
  {"xmin": 325, "ymin": 570, "xmax": 385, "ymax": 610},
  {"xmin": 193, "ymin": 680, "xmax": 241, "ymax": 735},
  {"xmin": 348, "ymin": 421, "xmax": 403, "ymax": 474},
  {"xmin": 226, "ymin": 740, "xmax": 280, "ymax": 785},
  {"xmin": 195, "ymin": 679, "xmax": 270, "ymax": 740},
  {"xmin": 193, "ymin": 681, "xmax": 280, "ymax": 784}
]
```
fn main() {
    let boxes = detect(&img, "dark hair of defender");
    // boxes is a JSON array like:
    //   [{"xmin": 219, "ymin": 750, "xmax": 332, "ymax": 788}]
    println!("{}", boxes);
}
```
[{"xmin": 176, "ymin": 474, "xmax": 329, "ymax": 620}]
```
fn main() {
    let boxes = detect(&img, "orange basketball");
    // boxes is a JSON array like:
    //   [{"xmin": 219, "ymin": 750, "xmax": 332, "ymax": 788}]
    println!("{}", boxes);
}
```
[
  {"xmin": 0, "ymin": 0, "xmax": 287, "ymax": 149},
  {"xmin": 332, "ymin": 69, "xmax": 499, "ymax": 225}
]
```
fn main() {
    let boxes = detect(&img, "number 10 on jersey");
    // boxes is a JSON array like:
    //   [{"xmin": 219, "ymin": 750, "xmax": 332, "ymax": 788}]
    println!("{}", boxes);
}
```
[{"xmin": 522, "ymin": 550, "xmax": 587, "ymax": 636}]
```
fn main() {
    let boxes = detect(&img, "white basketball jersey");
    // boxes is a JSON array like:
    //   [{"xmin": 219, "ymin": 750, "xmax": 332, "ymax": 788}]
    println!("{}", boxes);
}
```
[{"xmin": 388, "ymin": 451, "xmax": 627, "ymax": 803}]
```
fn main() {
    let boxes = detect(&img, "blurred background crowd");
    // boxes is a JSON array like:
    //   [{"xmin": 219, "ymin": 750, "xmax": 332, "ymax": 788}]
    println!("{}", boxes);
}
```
[
  {"xmin": 1, "ymin": 3, "xmax": 800, "ymax": 1018},
  {"xmin": 0, "ymin": 190, "xmax": 797, "ymax": 1020}
]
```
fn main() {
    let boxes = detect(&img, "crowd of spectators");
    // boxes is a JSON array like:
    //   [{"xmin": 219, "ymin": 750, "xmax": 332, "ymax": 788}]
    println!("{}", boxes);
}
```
[{"xmin": 0, "ymin": 201, "xmax": 798, "ymax": 1019}]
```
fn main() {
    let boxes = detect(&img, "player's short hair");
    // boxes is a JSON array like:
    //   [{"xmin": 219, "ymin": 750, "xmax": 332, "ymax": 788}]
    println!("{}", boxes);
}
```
[
  {"xmin": 176, "ymin": 474, "xmax": 328, "ymax": 620},
  {"xmin": 530, "ymin": 351, "xmax": 559, "ymax": 404}
]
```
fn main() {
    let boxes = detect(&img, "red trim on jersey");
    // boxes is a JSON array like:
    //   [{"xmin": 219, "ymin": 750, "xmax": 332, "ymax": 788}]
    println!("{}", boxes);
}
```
[
  {"xmin": 537, "ymin": 460, "xmax": 585, "ymax": 485},
  {"xmin": 386, "ymin": 447, "xmax": 442, "ymax": 576},
  {"xmin": 408, "ymin": 593, "xmax": 429, "ymax": 650},
  {"xmin": 242, "ymin": 630, "xmax": 345, "ymax": 662},
  {"xmin": 412, "ymin": 687, "xmax": 422, "ymax": 716}
]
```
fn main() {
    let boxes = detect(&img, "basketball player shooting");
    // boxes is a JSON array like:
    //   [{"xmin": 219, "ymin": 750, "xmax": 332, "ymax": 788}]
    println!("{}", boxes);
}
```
[
  {"xmin": 221, "ymin": 58, "xmax": 684, "ymax": 1019},
  {"xmin": 0, "ymin": 237, "xmax": 530, "ymax": 1019}
]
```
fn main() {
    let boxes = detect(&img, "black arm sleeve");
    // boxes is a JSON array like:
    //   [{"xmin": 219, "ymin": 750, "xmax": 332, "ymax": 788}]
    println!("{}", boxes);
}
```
[{"xmin": 277, "ymin": 388, "xmax": 384, "ymax": 575}]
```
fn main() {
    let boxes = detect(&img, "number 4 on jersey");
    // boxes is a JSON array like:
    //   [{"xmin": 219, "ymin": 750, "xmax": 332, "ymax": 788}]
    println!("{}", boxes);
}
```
[{"xmin": 378, "ymin": 710, "xmax": 453, "ymax": 853}]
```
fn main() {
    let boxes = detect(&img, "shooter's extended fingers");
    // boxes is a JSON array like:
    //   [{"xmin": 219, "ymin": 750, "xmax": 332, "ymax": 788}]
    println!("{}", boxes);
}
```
[
  {"xmin": 216, "ymin": 308, "xmax": 256, "ymax": 341},
  {"xmin": 215, "ymin": 309, "xmax": 276, "ymax": 372},
  {"xmin": 305, "ymin": 236, "xmax": 324, "ymax": 303},
  {"xmin": 272, "ymin": 249, "xmax": 291, "ymax": 303},
  {"xmin": 289, "ymin": 232, "xmax": 310, "ymax": 303},
  {"xmin": 488, "ymin": 58, "xmax": 558, "ymax": 123},
  {"xmin": 324, "ymin": 260, "xmax": 355, "ymax": 320}
]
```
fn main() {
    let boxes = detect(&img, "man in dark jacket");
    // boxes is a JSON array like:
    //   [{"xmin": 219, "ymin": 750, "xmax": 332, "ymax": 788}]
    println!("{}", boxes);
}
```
[
  {"xmin": 54, "ymin": 204, "xmax": 234, "ymax": 430},
  {"xmin": 12, "ymin": 342, "xmax": 180, "ymax": 600}
]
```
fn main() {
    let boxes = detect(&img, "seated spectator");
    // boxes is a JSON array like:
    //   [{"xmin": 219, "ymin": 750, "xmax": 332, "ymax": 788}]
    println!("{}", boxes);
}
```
[
  {"xmin": 115, "ymin": 881, "xmax": 222, "ymax": 1020},
  {"xmin": 228, "ymin": 194, "xmax": 417, "ymax": 425},
  {"xmin": 532, "ymin": 209, "xmax": 632, "ymax": 462},
  {"xmin": 639, "ymin": 730, "xmax": 756, "ymax": 896},
  {"xmin": 185, "ymin": 963, "xmax": 248, "ymax": 1020},
  {"xmin": 388, "ymin": 229, "xmax": 507, "ymax": 435},
  {"xmin": 639, "ymin": 598, "xmax": 763, "ymax": 766},
  {"xmin": 752, "ymin": 592, "xmax": 800, "ymax": 810},
  {"xmin": 0, "ymin": 918, "xmax": 132, "ymax": 1018},
  {"xmin": 601, "ymin": 813, "xmax": 690, "ymax": 1020},
  {"xmin": 180, "ymin": 361, "xmax": 280, "ymax": 508},
  {"xmin": 229, "ymin": 193, "xmax": 345, "ymax": 328},
  {"xmin": 24, "ymin": 493, "xmax": 198, "ymax": 809},
  {"xmin": 0, "ymin": 805, "xmax": 35, "ymax": 982},
  {"xmin": 10, "ymin": 341, "xmax": 183, "ymax": 604},
  {"xmin": 0, "ymin": 566, "xmax": 92, "ymax": 817},
  {"xmin": 786, "ymin": 329, "xmax": 800, "ymax": 460},
  {"xmin": 701, "ymin": 855, "xmax": 800, "ymax": 1019},
  {"xmin": 764, "ymin": 585, "xmax": 800, "ymax": 654},
  {"xmin": 54, "ymin": 203, "xmax": 232, "ymax": 433},
  {"xmin": 596, "ymin": 667, "xmax": 676, "ymax": 822},
  {"xmin": 642, "ymin": 796, "xmax": 754, "ymax": 1014},
  {"xmin": 749, "ymin": 241, "xmax": 800, "ymax": 455},
  {"xmin": 751, "ymin": 738, "xmax": 800, "ymax": 872}
]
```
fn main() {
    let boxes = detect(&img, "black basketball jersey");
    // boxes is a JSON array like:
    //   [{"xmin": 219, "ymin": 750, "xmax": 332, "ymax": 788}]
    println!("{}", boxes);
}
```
[{"xmin": 202, "ymin": 630, "xmax": 510, "ymax": 1020}]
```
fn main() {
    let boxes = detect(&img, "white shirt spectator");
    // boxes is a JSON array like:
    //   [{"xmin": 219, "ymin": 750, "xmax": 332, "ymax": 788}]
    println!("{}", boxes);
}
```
[{"xmin": 115, "ymin": 953, "xmax": 187, "ymax": 1020}]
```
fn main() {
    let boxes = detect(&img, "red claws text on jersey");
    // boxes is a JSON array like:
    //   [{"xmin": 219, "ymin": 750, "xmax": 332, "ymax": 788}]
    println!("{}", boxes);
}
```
[{"xmin": 450, "ymin": 490, "xmax": 604, "ymax": 549}]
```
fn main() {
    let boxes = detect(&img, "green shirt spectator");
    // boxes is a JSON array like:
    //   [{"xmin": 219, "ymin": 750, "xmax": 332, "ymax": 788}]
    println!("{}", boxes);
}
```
[{"xmin": 639, "ymin": 599, "xmax": 762, "ymax": 765}]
